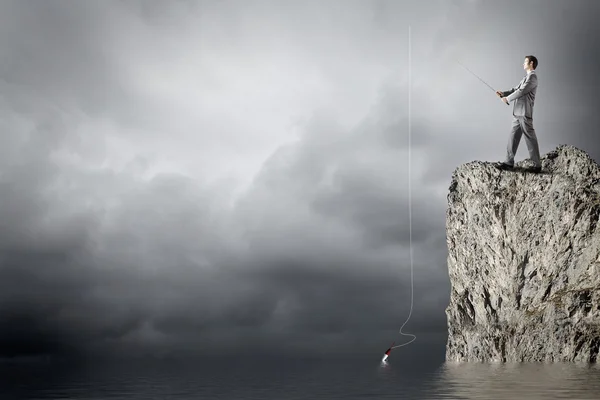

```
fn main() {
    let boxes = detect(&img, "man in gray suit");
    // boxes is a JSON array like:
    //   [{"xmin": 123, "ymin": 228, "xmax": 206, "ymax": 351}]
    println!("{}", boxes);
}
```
[{"xmin": 495, "ymin": 55, "xmax": 541, "ymax": 173}]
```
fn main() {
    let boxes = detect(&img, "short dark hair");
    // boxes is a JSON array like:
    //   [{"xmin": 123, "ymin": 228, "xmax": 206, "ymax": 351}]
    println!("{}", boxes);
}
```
[{"xmin": 526, "ymin": 55, "xmax": 538, "ymax": 69}]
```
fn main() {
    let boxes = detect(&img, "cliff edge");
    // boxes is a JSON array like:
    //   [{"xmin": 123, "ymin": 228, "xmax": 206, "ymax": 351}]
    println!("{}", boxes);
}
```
[{"xmin": 445, "ymin": 145, "xmax": 600, "ymax": 362}]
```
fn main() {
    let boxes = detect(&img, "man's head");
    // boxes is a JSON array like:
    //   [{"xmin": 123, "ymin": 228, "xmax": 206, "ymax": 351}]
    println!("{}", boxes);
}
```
[{"xmin": 523, "ymin": 55, "xmax": 538, "ymax": 71}]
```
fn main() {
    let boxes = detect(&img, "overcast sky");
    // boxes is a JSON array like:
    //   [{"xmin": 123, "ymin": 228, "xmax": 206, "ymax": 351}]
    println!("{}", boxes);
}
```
[{"xmin": 1, "ymin": 0, "xmax": 599, "ymax": 361}]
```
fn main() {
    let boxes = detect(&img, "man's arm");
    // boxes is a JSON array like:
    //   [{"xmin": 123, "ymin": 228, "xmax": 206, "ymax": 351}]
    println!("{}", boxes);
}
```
[
  {"xmin": 501, "ymin": 80, "xmax": 525, "ymax": 97},
  {"xmin": 501, "ymin": 86, "xmax": 517, "ymax": 97},
  {"xmin": 506, "ymin": 74, "xmax": 538, "ymax": 103}
]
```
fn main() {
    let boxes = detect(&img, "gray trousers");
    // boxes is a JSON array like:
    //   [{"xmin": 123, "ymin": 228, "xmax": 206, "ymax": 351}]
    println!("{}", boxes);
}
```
[{"xmin": 504, "ymin": 116, "xmax": 541, "ymax": 167}]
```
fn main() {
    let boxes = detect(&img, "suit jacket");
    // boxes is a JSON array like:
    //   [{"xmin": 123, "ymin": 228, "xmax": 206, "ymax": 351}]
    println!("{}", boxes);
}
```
[{"xmin": 502, "ymin": 70, "xmax": 537, "ymax": 118}]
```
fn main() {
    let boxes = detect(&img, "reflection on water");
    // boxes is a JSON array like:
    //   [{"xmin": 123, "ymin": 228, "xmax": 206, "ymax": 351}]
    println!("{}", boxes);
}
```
[
  {"xmin": 1, "ymin": 357, "xmax": 600, "ymax": 399},
  {"xmin": 428, "ymin": 362, "xmax": 600, "ymax": 399}
]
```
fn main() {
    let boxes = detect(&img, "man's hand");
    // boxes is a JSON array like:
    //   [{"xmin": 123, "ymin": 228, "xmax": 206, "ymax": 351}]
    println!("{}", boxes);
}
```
[
  {"xmin": 495, "ymin": 90, "xmax": 503, "ymax": 98},
  {"xmin": 501, "ymin": 97, "xmax": 509, "ymax": 104}
]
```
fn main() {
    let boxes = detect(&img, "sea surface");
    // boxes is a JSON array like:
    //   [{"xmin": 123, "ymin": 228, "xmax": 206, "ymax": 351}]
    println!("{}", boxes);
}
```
[{"xmin": 2, "ymin": 355, "xmax": 600, "ymax": 399}]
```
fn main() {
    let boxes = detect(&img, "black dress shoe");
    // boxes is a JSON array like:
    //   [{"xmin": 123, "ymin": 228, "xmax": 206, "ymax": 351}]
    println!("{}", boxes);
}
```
[
  {"xmin": 529, "ymin": 166, "xmax": 542, "ymax": 173},
  {"xmin": 495, "ymin": 162, "xmax": 514, "ymax": 171}
]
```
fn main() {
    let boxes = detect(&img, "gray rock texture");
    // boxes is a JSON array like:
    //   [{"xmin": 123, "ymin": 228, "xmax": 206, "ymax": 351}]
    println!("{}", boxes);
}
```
[{"xmin": 445, "ymin": 145, "xmax": 600, "ymax": 362}]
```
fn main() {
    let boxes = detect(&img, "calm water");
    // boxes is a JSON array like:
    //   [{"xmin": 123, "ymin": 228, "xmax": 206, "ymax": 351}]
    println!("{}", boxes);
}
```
[{"xmin": 2, "ymin": 356, "xmax": 600, "ymax": 399}]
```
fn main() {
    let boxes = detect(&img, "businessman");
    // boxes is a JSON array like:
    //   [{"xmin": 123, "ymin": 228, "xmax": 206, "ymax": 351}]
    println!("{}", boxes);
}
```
[{"xmin": 495, "ymin": 55, "xmax": 541, "ymax": 173}]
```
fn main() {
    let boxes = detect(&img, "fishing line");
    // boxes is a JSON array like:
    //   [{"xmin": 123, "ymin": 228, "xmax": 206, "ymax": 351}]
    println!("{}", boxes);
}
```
[
  {"xmin": 386, "ymin": 14, "xmax": 486, "ymax": 355},
  {"xmin": 391, "ymin": 25, "xmax": 416, "ymax": 351}
]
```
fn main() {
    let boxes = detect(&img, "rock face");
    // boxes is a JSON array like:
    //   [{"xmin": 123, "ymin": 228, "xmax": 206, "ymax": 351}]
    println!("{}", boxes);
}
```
[{"xmin": 445, "ymin": 145, "xmax": 600, "ymax": 362}]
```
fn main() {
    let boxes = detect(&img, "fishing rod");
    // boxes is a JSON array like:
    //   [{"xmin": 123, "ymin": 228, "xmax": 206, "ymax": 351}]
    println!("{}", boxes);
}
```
[{"xmin": 456, "ymin": 60, "xmax": 509, "ymax": 106}]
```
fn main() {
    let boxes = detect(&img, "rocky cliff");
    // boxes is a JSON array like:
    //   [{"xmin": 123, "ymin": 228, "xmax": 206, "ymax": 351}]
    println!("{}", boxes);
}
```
[{"xmin": 445, "ymin": 145, "xmax": 600, "ymax": 362}]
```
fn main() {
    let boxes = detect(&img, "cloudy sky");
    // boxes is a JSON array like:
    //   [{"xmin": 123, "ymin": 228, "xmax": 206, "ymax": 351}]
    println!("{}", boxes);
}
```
[{"xmin": 1, "ymin": 0, "xmax": 599, "ymax": 361}]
